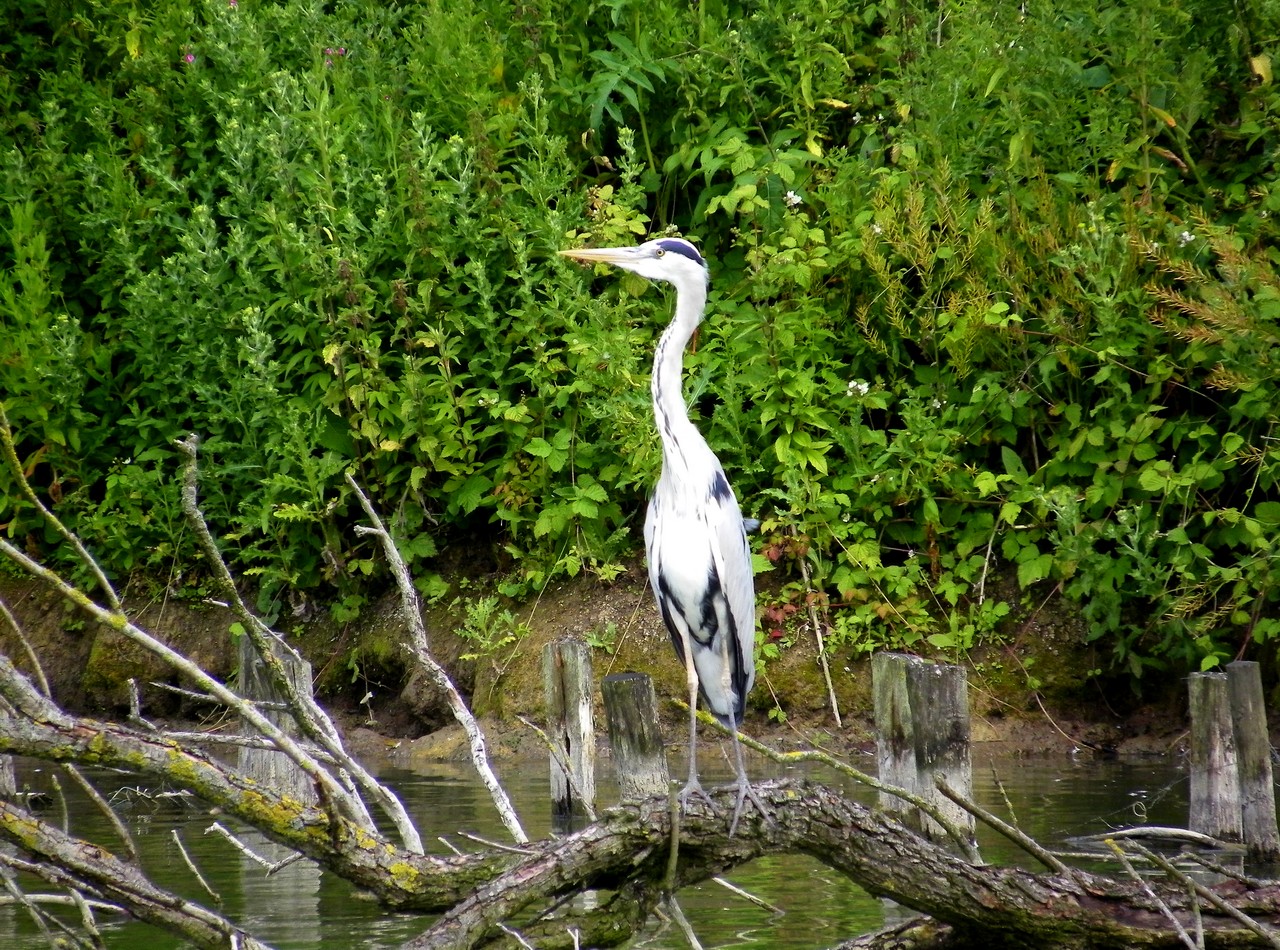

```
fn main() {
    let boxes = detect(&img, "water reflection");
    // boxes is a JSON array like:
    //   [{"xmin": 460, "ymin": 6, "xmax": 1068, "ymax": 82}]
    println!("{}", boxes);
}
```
[{"xmin": 0, "ymin": 749, "xmax": 1190, "ymax": 949}]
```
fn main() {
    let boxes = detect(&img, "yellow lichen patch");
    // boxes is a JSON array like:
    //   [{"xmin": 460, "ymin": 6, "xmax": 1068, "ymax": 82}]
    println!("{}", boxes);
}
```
[{"xmin": 387, "ymin": 861, "xmax": 423, "ymax": 892}]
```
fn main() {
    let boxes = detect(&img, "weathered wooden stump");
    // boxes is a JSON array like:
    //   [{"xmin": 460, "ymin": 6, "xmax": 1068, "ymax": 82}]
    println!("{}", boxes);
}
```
[
  {"xmin": 542, "ymin": 639, "xmax": 596, "ymax": 819},
  {"xmin": 1188, "ymin": 670, "xmax": 1243, "ymax": 843},
  {"xmin": 601, "ymin": 672, "xmax": 668, "ymax": 800},
  {"xmin": 872, "ymin": 652, "xmax": 974, "ymax": 845},
  {"xmin": 237, "ymin": 635, "xmax": 316, "ymax": 804},
  {"xmin": 1226, "ymin": 661, "xmax": 1280, "ymax": 859},
  {"xmin": 1189, "ymin": 663, "xmax": 1279, "ymax": 856}
]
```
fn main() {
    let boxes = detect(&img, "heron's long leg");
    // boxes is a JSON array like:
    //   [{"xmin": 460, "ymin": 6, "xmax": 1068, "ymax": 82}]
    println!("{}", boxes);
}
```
[
  {"xmin": 678, "ymin": 631, "xmax": 713, "ymax": 808},
  {"xmin": 726, "ymin": 725, "xmax": 769, "ymax": 836},
  {"xmin": 716, "ymin": 618, "xmax": 767, "ymax": 835}
]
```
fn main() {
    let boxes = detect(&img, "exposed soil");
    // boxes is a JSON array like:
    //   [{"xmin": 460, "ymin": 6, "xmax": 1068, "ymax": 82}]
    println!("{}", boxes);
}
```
[{"xmin": 0, "ymin": 561, "xmax": 1205, "ymax": 769}]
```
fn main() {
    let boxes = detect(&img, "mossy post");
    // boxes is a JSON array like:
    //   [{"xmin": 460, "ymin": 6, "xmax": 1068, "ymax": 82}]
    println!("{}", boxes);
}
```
[
  {"xmin": 872, "ymin": 652, "xmax": 973, "ymax": 845},
  {"xmin": 601, "ymin": 672, "xmax": 668, "ymax": 800},
  {"xmin": 1188, "ymin": 671, "xmax": 1242, "ymax": 842},
  {"xmin": 542, "ymin": 639, "xmax": 596, "ymax": 820},
  {"xmin": 237, "ymin": 636, "xmax": 315, "ymax": 804}
]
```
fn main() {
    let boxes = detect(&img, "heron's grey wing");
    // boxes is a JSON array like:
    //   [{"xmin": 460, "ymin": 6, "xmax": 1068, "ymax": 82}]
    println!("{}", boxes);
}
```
[{"xmin": 704, "ymin": 468, "xmax": 757, "ymax": 706}]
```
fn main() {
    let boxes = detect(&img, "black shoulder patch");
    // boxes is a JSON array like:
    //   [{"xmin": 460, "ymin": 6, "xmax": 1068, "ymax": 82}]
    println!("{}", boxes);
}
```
[
  {"xmin": 709, "ymin": 470, "xmax": 733, "ymax": 503},
  {"xmin": 656, "ymin": 238, "xmax": 705, "ymax": 267}
]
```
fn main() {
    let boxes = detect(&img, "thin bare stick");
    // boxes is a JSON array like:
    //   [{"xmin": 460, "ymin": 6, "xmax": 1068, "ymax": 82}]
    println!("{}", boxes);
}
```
[
  {"xmin": 797, "ymin": 554, "xmax": 841, "ymax": 727},
  {"xmin": 437, "ymin": 836, "xmax": 465, "ymax": 856},
  {"xmin": 937, "ymin": 778, "xmax": 1069, "ymax": 875},
  {"xmin": 146, "ymin": 681, "xmax": 230, "ymax": 705},
  {"xmin": 1105, "ymin": 839, "xmax": 1199, "ymax": 950},
  {"xmin": 205, "ymin": 822, "xmax": 301, "ymax": 874},
  {"xmin": 1181, "ymin": 853, "xmax": 1272, "ymax": 890},
  {"xmin": 498, "ymin": 923, "xmax": 536, "ymax": 949},
  {"xmin": 454, "ymin": 831, "xmax": 532, "ymax": 855},
  {"xmin": 206, "ymin": 822, "xmax": 275, "ymax": 869},
  {"xmin": 60, "ymin": 764, "xmax": 141, "ymax": 867},
  {"xmin": 171, "ymin": 830, "xmax": 221, "ymax": 905},
  {"xmin": 127, "ymin": 678, "xmax": 158, "ymax": 733},
  {"xmin": 347, "ymin": 473, "xmax": 528, "ymax": 844},
  {"xmin": 68, "ymin": 889, "xmax": 103, "ymax": 948},
  {"xmin": 1130, "ymin": 841, "xmax": 1280, "ymax": 950},
  {"xmin": 516, "ymin": 714, "xmax": 598, "ymax": 822},
  {"xmin": 0, "ymin": 595, "xmax": 51, "ymax": 697},
  {"xmin": 665, "ymin": 894, "xmax": 704, "ymax": 950},
  {"xmin": 712, "ymin": 875, "xmax": 783, "ymax": 914}
]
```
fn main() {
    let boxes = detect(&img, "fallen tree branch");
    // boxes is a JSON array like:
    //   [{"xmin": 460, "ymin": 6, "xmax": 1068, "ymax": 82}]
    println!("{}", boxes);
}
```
[
  {"xmin": 0, "ymin": 654, "xmax": 507, "ymax": 909},
  {"xmin": 0, "ymin": 801, "xmax": 275, "ymax": 950},
  {"xmin": 406, "ymin": 779, "xmax": 1280, "ymax": 950},
  {"xmin": 176, "ymin": 434, "xmax": 424, "ymax": 854}
]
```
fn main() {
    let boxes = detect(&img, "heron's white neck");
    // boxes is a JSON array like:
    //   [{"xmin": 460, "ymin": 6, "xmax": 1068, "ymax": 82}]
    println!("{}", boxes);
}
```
[{"xmin": 650, "ymin": 278, "xmax": 709, "ymax": 475}]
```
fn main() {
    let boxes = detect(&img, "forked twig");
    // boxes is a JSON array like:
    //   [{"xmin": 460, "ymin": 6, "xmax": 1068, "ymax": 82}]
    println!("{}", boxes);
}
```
[{"xmin": 347, "ymin": 472, "xmax": 528, "ymax": 844}]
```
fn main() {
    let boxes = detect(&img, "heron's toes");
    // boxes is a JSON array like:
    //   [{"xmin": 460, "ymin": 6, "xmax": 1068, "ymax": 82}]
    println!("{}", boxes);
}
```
[
  {"xmin": 727, "ymin": 780, "xmax": 772, "ymax": 837},
  {"xmin": 678, "ymin": 779, "xmax": 717, "ymax": 812}
]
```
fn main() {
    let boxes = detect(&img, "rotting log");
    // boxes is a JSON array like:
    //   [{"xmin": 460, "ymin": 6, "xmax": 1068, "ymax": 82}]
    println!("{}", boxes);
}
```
[{"xmin": 404, "ymin": 778, "xmax": 1280, "ymax": 950}]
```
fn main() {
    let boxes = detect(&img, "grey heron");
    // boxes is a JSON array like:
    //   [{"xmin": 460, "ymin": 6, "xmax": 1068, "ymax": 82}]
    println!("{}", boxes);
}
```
[{"xmin": 560, "ymin": 237, "xmax": 764, "ymax": 834}]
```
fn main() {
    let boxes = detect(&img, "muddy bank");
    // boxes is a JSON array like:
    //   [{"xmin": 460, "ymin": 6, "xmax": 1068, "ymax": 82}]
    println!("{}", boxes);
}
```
[{"xmin": 0, "ymin": 566, "xmax": 1195, "ymax": 763}]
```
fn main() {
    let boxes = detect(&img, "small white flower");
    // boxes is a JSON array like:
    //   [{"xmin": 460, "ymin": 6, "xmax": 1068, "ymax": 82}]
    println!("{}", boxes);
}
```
[
  {"xmin": 851, "ymin": 112, "xmax": 863, "ymax": 124},
  {"xmin": 1177, "ymin": 230, "xmax": 1195, "ymax": 246},
  {"xmin": 784, "ymin": 190, "xmax": 803, "ymax": 208},
  {"xmin": 871, "ymin": 223, "xmax": 883, "ymax": 235},
  {"xmin": 846, "ymin": 379, "xmax": 870, "ymax": 397}
]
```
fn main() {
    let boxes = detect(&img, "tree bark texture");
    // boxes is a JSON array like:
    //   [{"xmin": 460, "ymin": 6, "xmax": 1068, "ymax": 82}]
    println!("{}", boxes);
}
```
[{"xmin": 406, "ymin": 779, "xmax": 1280, "ymax": 950}]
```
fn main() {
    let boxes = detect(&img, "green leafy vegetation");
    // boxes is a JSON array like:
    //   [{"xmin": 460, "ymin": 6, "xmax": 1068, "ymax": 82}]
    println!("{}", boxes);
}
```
[{"xmin": 2, "ymin": 0, "xmax": 1279, "ymax": 685}]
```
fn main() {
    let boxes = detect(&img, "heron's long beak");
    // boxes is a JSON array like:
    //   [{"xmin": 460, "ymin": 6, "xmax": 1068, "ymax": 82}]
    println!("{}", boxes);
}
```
[{"xmin": 558, "ymin": 246, "xmax": 641, "ymax": 266}]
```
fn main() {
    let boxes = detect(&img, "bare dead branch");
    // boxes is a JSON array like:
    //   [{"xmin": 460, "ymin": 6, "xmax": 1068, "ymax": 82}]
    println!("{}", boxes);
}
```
[
  {"xmin": 0, "ymin": 800, "xmax": 276, "ymax": 950},
  {"xmin": 346, "ymin": 472, "xmax": 528, "ymax": 844},
  {"xmin": 936, "ymin": 777, "xmax": 1069, "ymax": 874},
  {"xmin": 174, "ymin": 434, "xmax": 424, "ymax": 853}
]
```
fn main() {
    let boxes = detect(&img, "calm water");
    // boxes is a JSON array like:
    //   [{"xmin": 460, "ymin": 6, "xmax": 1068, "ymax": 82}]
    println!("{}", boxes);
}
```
[{"xmin": 0, "ymin": 748, "xmax": 1190, "ymax": 949}]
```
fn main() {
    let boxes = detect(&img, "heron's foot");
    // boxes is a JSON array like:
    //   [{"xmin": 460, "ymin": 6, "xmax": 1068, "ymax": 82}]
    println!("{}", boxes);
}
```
[
  {"xmin": 727, "ymin": 779, "xmax": 772, "ymax": 837},
  {"xmin": 678, "ymin": 777, "xmax": 716, "ymax": 812}
]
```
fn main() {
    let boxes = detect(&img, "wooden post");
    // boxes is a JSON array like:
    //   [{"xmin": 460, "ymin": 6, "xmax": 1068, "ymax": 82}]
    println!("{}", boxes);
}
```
[
  {"xmin": 601, "ymin": 672, "xmax": 668, "ymax": 800},
  {"xmin": 0, "ymin": 755, "xmax": 13, "ymax": 798},
  {"xmin": 542, "ymin": 639, "xmax": 596, "ymax": 819},
  {"xmin": 1226, "ymin": 661, "xmax": 1279, "ymax": 858},
  {"xmin": 237, "ymin": 636, "xmax": 316, "ymax": 804},
  {"xmin": 872, "ymin": 652, "xmax": 973, "ymax": 845},
  {"xmin": 1188, "ymin": 671, "xmax": 1242, "ymax": 842}
]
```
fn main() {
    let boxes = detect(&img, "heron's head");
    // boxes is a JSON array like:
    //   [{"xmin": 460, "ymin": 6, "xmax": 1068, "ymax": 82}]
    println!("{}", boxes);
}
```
[{"xmin": 559, "ymin": 238, "xmax": 708, "ymax": 291}]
